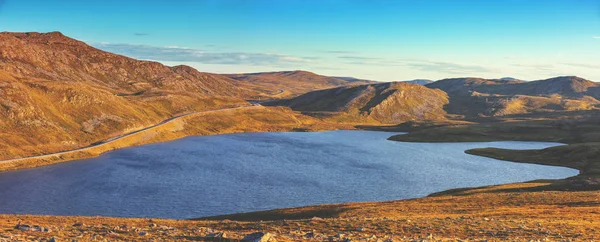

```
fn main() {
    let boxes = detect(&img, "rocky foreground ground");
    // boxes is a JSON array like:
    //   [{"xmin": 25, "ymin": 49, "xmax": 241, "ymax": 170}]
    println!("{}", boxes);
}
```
[{"xmin": 1, "ymin": 182, "xmax": 599, "ymax": 241}]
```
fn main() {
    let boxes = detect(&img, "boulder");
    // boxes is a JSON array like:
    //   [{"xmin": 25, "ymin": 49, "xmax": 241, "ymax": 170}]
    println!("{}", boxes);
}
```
[
  {"xmin": 241, "ymin": 232, "xmax": 276, "ymax": 242},
  {"xmin": 206, "ymin": 232, "xmax": 228, "ymax": 240}
]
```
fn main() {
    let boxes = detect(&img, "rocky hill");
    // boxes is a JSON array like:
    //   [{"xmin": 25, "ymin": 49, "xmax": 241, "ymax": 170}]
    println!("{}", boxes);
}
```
[
  {"xmin": 0, "ymin": 32, "xmax": 253, "ymax": 98},
  {"xmin": 270, "ymin": 82, "xmax": 449, "ymax": 123},
  {"xmin": 426, "ymin": 76, "xmax": 600, "ymax": 118},
  {"xmin": 0, "ymin": 32, "xmax": 257, "ymax": 159},
  {"xmin": 226, "ymin": 71, "xmax": 374, "ymax": 98}
]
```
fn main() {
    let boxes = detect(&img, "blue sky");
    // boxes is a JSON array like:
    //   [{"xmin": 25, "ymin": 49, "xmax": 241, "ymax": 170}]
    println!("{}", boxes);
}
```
[{"xmin": 1, "ymin": 0, "xmax": 599, "ymax": 81}]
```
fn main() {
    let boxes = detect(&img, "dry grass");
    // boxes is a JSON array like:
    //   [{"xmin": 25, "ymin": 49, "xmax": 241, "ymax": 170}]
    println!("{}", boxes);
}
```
[{"xmin": 2, "ymin": 183, "xmax": 599, "ymax": 241}]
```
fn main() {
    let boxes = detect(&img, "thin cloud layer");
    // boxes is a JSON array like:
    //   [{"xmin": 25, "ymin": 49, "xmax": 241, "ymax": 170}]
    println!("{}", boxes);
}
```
[
  {"xmin": 562, "ymin": 63, "xmax": 600, "ymax": 69},
  {"xmin": 512, "ymin": 63, "xmax": 555, "ymax": 72},
  {"xmin": 406, "ymin": 61, "xmax": 492, "ymax": 74},
  {"xmin": 91, "ymin": 43, "xmax": 314, "ymax": 66},
  {"xmin": 336, "ymin": 56, "xmax": 491, "ymax": 74},
  {"xmin": 337, "ymin": 56, "xmax": 383, "ymax": 60},
  {"xmin": 321, "ymin": 50, "xmax": 357, "ymax": 54}
]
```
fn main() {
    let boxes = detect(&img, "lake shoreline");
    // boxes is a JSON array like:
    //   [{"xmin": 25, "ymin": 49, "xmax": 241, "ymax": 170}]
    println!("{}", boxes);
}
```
[
  {"xmin": 1, "ymin": 130, "xmax": 575, "ymax": 219},
  {"xmin": 1, "ymin": 120, "xmax": 598, "ymax": 241},
  {"xmin": 0, "ymin": 107, "xmax": 355, "ymax": 173}
]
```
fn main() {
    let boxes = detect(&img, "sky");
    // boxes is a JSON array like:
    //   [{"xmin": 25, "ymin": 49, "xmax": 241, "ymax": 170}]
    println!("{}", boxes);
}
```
[{"xmin": 1, "ymin": 0, "xmax": 599, "ymax": 81}]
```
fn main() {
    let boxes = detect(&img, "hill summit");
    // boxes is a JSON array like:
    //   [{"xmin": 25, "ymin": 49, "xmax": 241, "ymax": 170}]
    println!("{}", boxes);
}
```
[{"xmin": 270, "ymin": 82, "xmax": 449, "ymax": 123}]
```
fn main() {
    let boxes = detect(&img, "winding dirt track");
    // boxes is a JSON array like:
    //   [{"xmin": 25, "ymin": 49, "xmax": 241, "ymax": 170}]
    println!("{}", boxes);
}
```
[{"xmin": 0, "ymin": 105, "xmax": 261, "ymax": 163}]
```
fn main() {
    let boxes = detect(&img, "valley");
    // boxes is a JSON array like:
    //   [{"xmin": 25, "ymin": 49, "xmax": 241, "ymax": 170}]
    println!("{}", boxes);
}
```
[{"xmin": 1, "ymin": 31, "xmax": 599, "ymax": 241}]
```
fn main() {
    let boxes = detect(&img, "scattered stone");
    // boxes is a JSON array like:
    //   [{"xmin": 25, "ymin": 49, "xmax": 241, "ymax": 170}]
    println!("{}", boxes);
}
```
[
  {"xmin": 31, "ymin": 225, "xmax": 45, "ymax": 232},
  {"xmin": 12, "ymin": 223, "xmax": 49, "ymax": 233},
  {"xmin": 148, "ymin": 223, "xmax": 157, "ymax": 228},
  {"xmin": 241, "ymin": 232, "xmax": 276, "ymax": 242},
  {"xmin": 14, "ymin": 223, "xmax": 31, "ymax": 231},
  {"xmin": 72, "ymin": 222, "xmax": 84, "ymax": 227},
  {"xmin": 206, "ymin": 232, "xmax": 227, "ymax": 240},
  {"xmin": 138, "ymin": 231, "xmax": 147, "ymax": 236}
]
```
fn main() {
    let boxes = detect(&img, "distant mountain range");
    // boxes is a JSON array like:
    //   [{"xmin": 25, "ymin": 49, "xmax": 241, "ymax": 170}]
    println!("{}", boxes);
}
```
[
  {"xmin": 402, "ymin": 79, "xmax": 434, "ymax": 85},
  {"xmin": 332, "ymin": 76, "xmax": 378, "ymax": 84},
  {"xmin": 226, "ymin": 71, "xmax": 372, "ymax": 98},
  {"xmin": 427, "ymin": 76, "xmax": 600, "ymax": 118}
]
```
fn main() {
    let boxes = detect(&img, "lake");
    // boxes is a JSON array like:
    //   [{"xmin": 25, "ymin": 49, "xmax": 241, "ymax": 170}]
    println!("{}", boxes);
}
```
[{"xmin": 0, "ymin": 131, "xmax": 578, "ymax": 219}]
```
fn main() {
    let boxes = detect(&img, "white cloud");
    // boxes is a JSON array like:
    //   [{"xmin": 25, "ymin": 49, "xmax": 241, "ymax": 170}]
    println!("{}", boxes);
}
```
[
  {"xmin": 594, "ymin": 36, "xmax": 600, "ymax": 39},
  {"xmin": 561, "ymin": 63, "xmax": 600, "ymax": 69},
  {"xmin": 90, "ymin": 43, "xmax": 313, "ymax": 66},
  {"xmin": 405, "ymin": 61, "xmax": 492, "ymax": 74},
  {"xmin": 165, "ymin": 45, "xmax": 191, "ymax": 49}
]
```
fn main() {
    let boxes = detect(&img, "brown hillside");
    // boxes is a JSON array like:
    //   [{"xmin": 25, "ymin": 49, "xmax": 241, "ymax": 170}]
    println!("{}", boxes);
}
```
[
  {"xmin": 226, "ymin": 71, "xmax": 374, "ymax": 98},
  {"xmin": 0, "ymin": 32, "xmax": 257, "ymax": 160},
  {"xmin": 426, "ymin": 76, "xmax": 600, "ymax": 118},
  {"xmin": 270, "ymin": 82, "xmax": 449, "ymax": 124},
  {"xmin": 0, "ymin": 32, "xmax": 253, "ymax": 97}
]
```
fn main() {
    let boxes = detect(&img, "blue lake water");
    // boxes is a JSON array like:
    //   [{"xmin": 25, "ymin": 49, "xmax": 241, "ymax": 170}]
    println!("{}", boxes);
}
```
[{"xmin": 0, "ymin": 131, "xmax": 578, "ymax": 219}]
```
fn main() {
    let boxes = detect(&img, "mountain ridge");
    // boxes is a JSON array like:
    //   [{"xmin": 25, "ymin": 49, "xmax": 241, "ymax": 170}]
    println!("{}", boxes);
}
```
[
  {"xmin": 426, "ymin": 76, "xmax": 600, "ymax": 118},
  {"xmin": 226, "ymin": 70, "xmax": 374, "ymax": 98}
]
